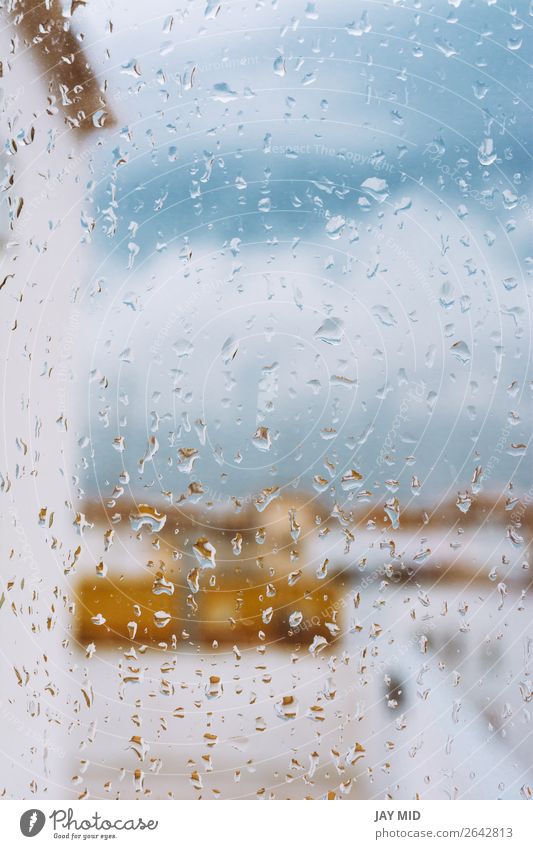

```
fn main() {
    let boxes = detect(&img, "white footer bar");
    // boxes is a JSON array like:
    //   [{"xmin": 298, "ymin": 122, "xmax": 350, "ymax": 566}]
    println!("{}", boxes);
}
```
[{"xmin": 4, "ymin": 799, "xmax": 531, "ymax": 848}]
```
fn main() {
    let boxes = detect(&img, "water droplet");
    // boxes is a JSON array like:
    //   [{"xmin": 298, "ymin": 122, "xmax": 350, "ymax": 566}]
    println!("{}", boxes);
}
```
[
  {"xmin": 341, "ymin": 469, "xmax": 364, "ymax": 491},
  {"xmin": 275, "ymin": 695, "xmax": 299, "ymax": 720},
  {"xmin": 451, "ymin": 340, "xmax": 471, "ymax": 364},
  {"xmin": 325, "ymin": 214, "xmax": 346, "ymax": 239},
  {"xmin": 478, "ymin": 138, "xmax": 497, "ymax": 166},
  {"xmin": 153, "ymin": 610, "xmax": 171, "ymax": 628},
  {"xmin": 273, "ymin": 55, "xmax": 286, "ymax": 77},
  {"xmin": 252, "ymin": 426, "xmax": 272, "ymax": 452},
  {"xmin": 212, "ymin": 82, "xmax": 238, "ymax": 102},
  {"xmin": 192, "ymin": 537, "xmax": 217, "ymax": 569},
  {"xmin": 309, "ymin": 635, "xmax": 328, "ymax": 656},
  {"xmin": 129, "ymin": 505, "xmax": 167, "ymax": 533},
  {"xmin": 289, "ymin": 611, "xmax": 303, "ymax": 629},
  {"xmin": 314, "ymin": 317, "xmax": 344, "ymax": 345}
]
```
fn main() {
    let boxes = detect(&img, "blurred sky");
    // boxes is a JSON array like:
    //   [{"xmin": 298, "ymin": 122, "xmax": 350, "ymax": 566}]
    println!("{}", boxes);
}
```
[{"xmin": 69, "ymin": 0, "xmax": 532, "ymax": 505}]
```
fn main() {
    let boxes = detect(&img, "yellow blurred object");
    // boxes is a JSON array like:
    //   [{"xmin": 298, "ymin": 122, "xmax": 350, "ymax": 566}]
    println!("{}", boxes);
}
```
[{"xmin": 75, "ymin": 494, "xmax": 348, "ymax": 649}]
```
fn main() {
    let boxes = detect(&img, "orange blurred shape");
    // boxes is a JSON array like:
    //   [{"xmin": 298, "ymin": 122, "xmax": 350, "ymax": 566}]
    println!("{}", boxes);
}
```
[{"xmin": 75, "ymin": 495, "xmax": 348, "ymax": 649}]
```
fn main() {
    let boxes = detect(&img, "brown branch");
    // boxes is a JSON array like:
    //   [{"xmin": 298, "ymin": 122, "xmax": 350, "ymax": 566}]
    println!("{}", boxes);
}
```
[{"xmin": 9, "ymin": 0, "xmax": 116, "ymax": 134}]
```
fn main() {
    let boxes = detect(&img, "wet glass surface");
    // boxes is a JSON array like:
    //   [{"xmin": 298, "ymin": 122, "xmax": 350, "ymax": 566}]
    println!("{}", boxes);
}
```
[{"xmin": 0, "ymin": 0, "xmax": 532, "ymax": 800}]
